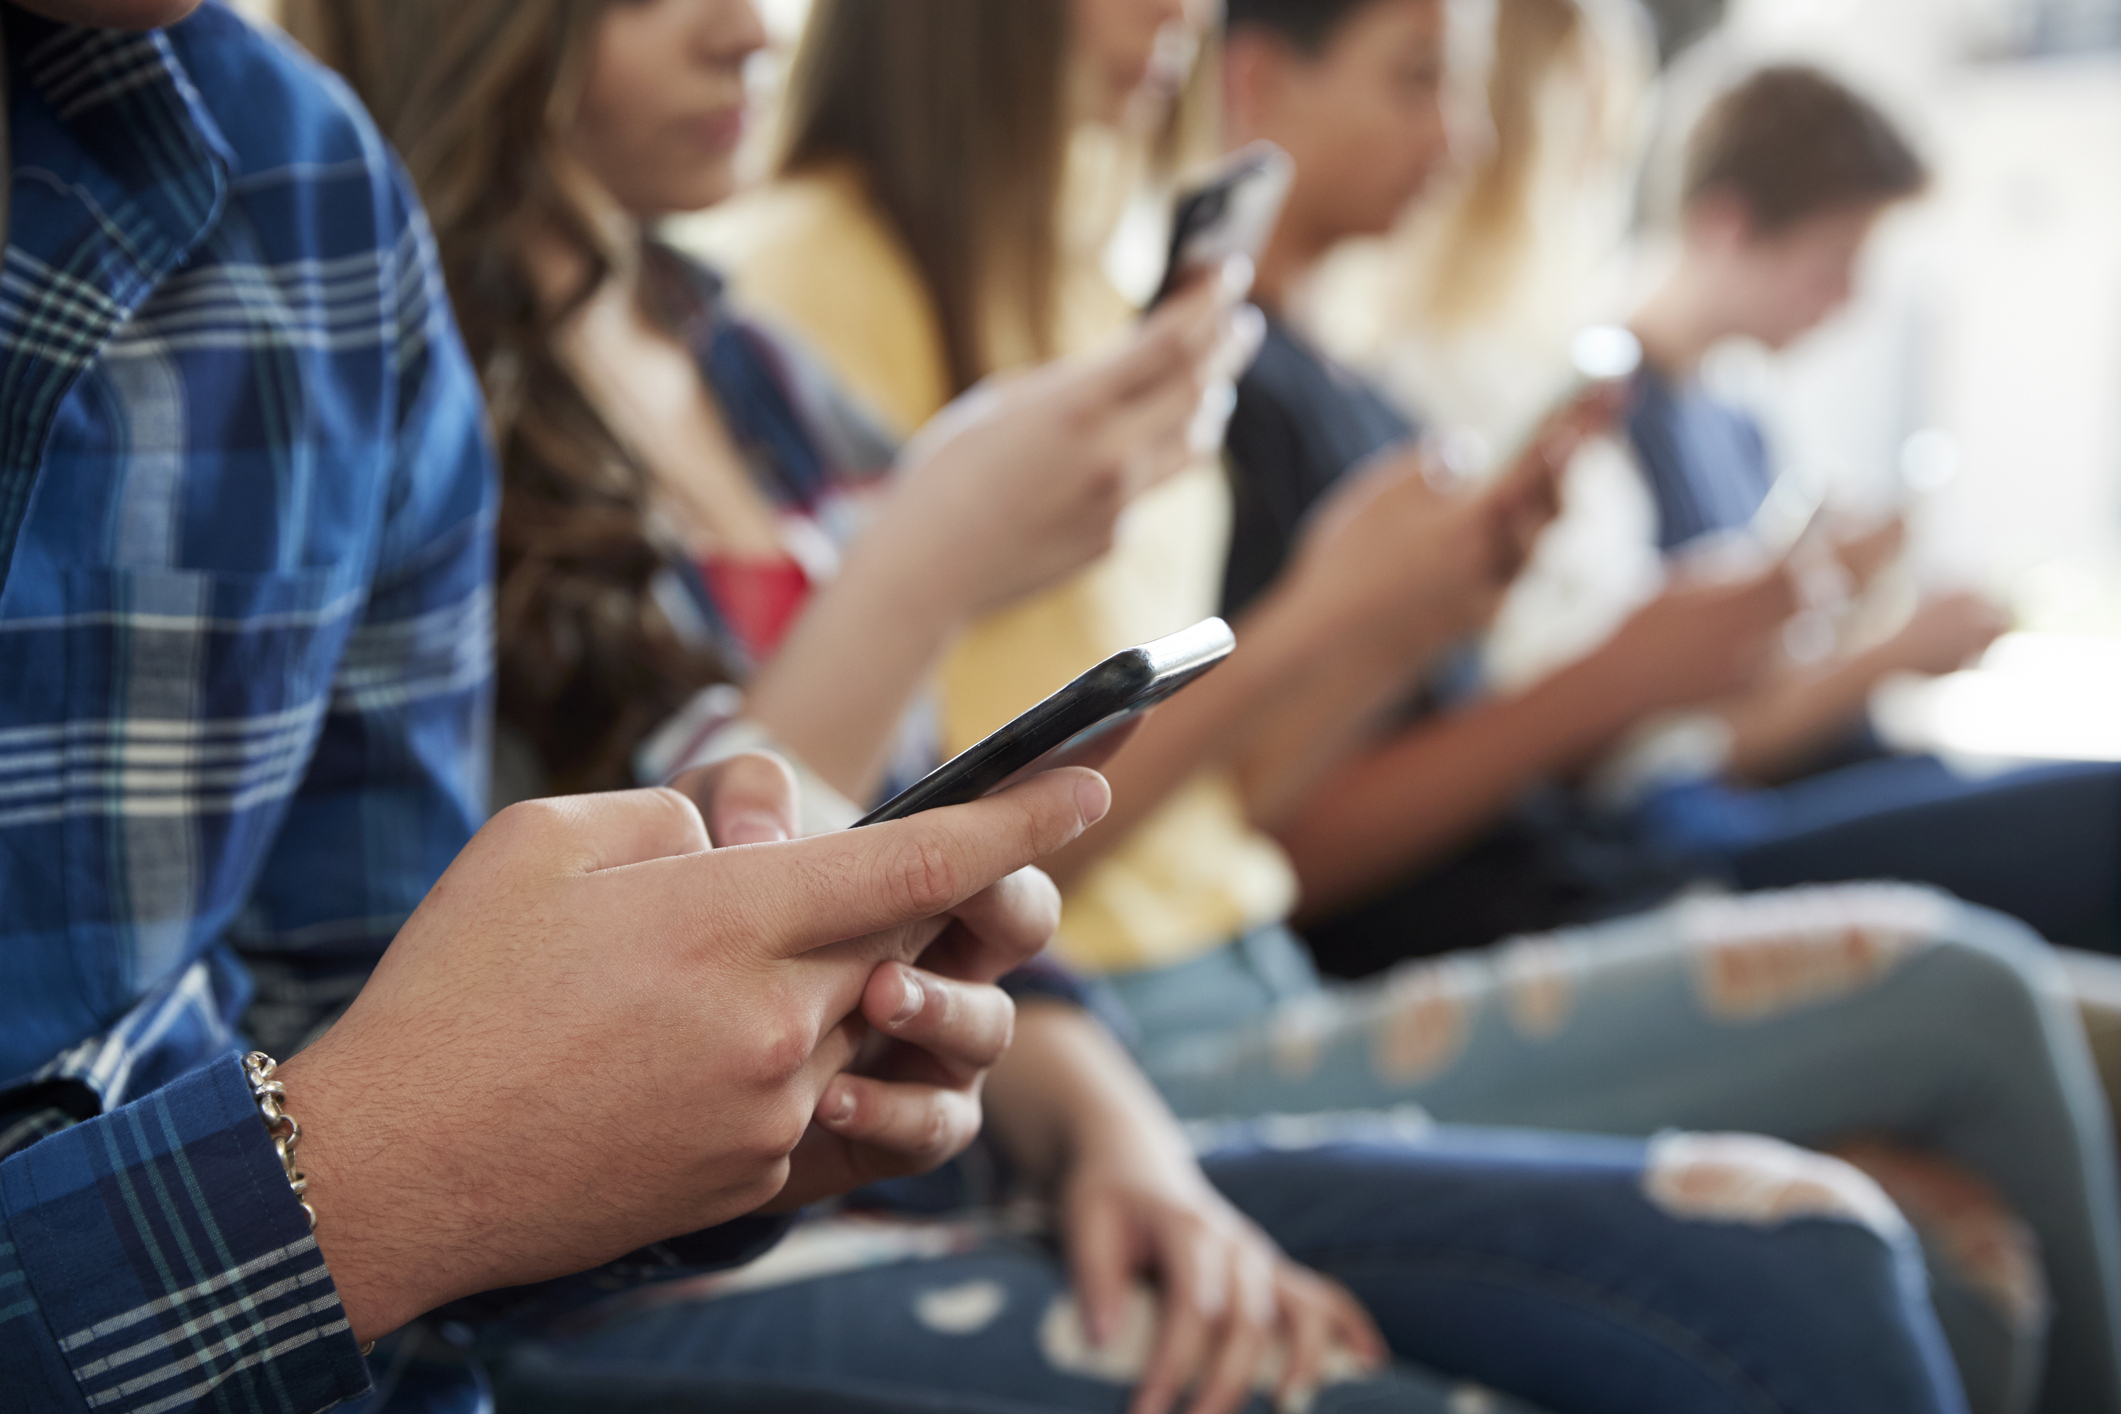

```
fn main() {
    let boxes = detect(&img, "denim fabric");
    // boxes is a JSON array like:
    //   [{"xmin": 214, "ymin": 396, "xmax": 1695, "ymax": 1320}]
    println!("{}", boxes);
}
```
[
  {"xmin": 488, "ymin": 1125, "xmax": 1961, "ymax": 1414},
  {"xmin": 1101, "ymin": 892, "xmax": 2121, "ymax": 1414},
  {"xmin": 1637, "ymin": 757, "xmax": 2121, "ymax": 955}
]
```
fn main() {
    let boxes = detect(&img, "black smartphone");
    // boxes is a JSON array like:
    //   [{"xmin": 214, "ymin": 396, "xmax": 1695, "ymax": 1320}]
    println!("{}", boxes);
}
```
[
  {"xmin": 1146, "ymin": 141, "xmax": 1295, "ymax": 311},
  {"xmin": 853, "ymin": 618, "xmax": 1236, "ymax": 826}
]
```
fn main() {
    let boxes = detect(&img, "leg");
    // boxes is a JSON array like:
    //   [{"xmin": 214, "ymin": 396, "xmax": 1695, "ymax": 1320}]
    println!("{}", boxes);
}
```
[
  {"xmin": 1110, "ymin": 890, "xmax": 2121, "ymax": 1414},
  {"xmin": 486, "ymin": 1219, "xmax": 1518, "ymax": 1414},
  {"xmin": 1645, "ymin": 758, "xmax": 2121, "ymax": 953},
  {"xmin": 1195, "ymin": 1125, "xmax": 1966, "ymax": 1414}
]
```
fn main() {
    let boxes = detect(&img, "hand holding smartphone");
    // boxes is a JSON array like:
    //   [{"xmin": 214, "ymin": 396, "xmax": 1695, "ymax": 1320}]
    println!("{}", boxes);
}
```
[
  {"xmin": 1148, "ymin": 141, "xmax": 1296, "ymax": 312},
  {"xmin": 855, "ymin": 620, "xmax": 1236, "ymax": 826}
]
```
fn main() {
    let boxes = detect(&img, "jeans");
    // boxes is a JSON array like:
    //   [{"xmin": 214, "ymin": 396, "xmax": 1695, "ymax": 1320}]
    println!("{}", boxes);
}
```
[
  {"xmin": 491, "ymin": 1124, "xmax": 1960, "ymax": 1414},
  {"xmin": 1639, "ymin": 757, "xmax": 2121, "ymax": 954},
  {"xmin": 1102, "ymin": 887, "xmax": 2121, "ymax": 1414}
]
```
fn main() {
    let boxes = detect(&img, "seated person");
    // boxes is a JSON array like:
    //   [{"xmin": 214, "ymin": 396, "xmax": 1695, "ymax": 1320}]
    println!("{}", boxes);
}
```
[
  {"xmin": 1225, "ymin": 48, "xmax": 2121, "ymax": 971},
  {"xmin": 0, "ymin": 2, "xmax": 1098, "ymax": 1411},
  {"xmin": 699, "ymin": 0, "xmax": 2121, "ymax": 1409},
  {"xmin": 1608, "ymin": 66, "xmax": 2121, "ymax": 954},
  {"xmin": 292, "ymin": 2, "xmax": 1992, "ymax": 1411}
]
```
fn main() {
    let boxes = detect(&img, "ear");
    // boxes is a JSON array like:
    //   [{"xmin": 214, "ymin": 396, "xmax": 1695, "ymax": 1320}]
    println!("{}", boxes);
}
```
[
  {"xmin": 1682, "ymin": 189, "xmax": 1759, "ymax": 256},
  {"xmin": 1220, "ymin": 28, "xmax": 1293, "ymax": 146}
]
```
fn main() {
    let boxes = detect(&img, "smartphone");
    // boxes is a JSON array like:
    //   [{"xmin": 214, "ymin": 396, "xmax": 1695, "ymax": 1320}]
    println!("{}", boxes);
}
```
[
  {"xmin": 1750, "ymin": 467, "xmax": 1829, "ymax": 555},
  {"xmin": 853, "ymin": 618, "xmax": 1236, "ymax": 826},
  {"xmin": 1147, "ymin": 141, "xmax": 1296, "ymax": 311}
]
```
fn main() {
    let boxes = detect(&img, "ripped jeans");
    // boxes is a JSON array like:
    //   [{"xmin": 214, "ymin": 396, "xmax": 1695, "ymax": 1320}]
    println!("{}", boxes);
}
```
[
  {"xmin": 490, "ymin": 1121, "xmax": 1958, "ymax": 1414},
  {"xmin": 1107, "ymin": 886, "xmax": 2121, "ymax": 1414}
]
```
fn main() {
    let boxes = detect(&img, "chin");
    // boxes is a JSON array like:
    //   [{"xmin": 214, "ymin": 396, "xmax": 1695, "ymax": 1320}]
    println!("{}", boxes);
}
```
[{"xmin": 11, "ymin": 0, "xmax": 203, "ymax": 28}]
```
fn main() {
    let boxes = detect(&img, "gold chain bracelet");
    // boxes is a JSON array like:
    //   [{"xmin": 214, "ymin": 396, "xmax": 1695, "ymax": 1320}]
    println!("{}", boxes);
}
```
[{"xmin": 243, "ymin": 1051, "xmax": 375, "ymax": 1356}]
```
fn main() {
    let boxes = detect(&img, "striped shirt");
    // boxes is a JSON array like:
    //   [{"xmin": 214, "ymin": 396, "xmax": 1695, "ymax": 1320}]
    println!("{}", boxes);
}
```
[{"xmin": 0, "ymin": 6, "xmax": 490, "ymax": 1410}]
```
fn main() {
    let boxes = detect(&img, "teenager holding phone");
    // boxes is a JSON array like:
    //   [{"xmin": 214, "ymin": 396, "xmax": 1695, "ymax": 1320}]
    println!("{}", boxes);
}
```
[
  {"xmin": 699, "ymin": 1, "xmax": 2121, "ymax": 1409},
  {"xmin": 289, "ymin": 3, "xmax": 1999, "ymax": 1412},
  {"xmin": 0, "ymin": 4, "xmax": 1097, "ymax": 1412}
]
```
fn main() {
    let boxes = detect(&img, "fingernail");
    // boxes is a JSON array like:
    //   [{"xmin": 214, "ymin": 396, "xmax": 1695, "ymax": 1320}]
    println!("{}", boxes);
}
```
[
  {"xmin": 1219, "ymin": 253, "xmax": 1256, "ymax": 300},
  {"xmin": 1278, "ymin": 1385, "xmax": 1318, "ymax": 1414},
  {"xmin": 889, "ymin": 969, "xmax": 924, "ymax": 1027},
  {"xmin": 819, "ymin": 1082, "xmax": 856, "ymax": 1128},
  {"xmin": 1074, "ymin": 772, "xmax": 1112, "ymax": 826},
  {"xmin": 720, "ymin": 809, "xmax": 787, "ymax": 846}
]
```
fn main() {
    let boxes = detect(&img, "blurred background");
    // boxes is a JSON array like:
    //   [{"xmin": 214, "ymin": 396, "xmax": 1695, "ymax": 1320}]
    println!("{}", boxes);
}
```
[{"xmin": 240, "ymin": 0, "xmax": 2121, "ymax": 762}]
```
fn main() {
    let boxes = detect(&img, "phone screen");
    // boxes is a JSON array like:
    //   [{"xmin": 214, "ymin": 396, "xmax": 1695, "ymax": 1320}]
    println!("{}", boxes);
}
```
[{"xmin": 1148, "ymin": 142, "xmax": 1295, "ymax": 311}]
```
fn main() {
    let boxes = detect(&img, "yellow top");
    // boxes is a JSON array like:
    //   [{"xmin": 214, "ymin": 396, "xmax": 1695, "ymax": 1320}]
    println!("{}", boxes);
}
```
[{"xmin": 682, "ymin": 161, "xmax": 1297, "ymax": 975}]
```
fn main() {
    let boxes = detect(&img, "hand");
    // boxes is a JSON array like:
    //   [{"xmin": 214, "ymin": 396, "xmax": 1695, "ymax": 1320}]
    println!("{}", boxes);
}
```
[
  {"xmin": 1592, "ymin": 561, "xmax": 1802, "ymax": 714},
  {"xmin": 1064, "ymin": 1142, "xmax": 1387, "ymax": 1414},
  {"xmin": 1832, "ymin": 513, "xmax": 1908, "ymax": 590},
  {"xmin": 280, "ymin": 760, "xmax": 1111, "ymax": 1345},
  {"xmin": 1880, "ymin": 591, "xmax": 2008, "ymax": 677},
  {"xmin": 1281, "ymin": 387, "xmax": 1613, "ymax": 656},
  {"xmin": 666, "ymin": 757, "xmax": 1053, "ymax": 1212},
  {"xmin": 877, "ymin": 259, "xmax": 1264, "ymax": 621}
]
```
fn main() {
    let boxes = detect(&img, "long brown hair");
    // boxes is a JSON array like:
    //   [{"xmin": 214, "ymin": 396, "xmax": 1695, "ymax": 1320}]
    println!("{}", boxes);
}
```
[
  {"xmin": 286, "ymin": 0, "xmax": 728, "ymax": 793},
  {"xmin": 776, "ymin": 0, "xmax": 1072, "ymax": 397}
]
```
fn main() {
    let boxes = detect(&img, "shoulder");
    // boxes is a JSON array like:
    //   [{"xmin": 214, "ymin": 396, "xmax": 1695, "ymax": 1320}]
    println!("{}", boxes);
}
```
[
  {"xmin": 165, "ymin": 4, "xmax": 419, "ymax": 246},
  {"xmin": 167, "ymin": 5, "xmax": 384, "ymax": 171},
  {"xmin": 680, "ymin": 167, "xmax": 951, "ymax": 434}
]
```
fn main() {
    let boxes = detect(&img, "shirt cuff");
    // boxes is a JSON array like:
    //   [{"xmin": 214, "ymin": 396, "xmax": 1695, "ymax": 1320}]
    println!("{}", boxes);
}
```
[{"xmin": 0, "ymin": 1053, "xmax": 371, "ymax": 1414}]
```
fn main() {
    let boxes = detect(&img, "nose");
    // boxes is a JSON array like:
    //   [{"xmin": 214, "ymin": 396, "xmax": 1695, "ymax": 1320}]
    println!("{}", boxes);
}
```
[{"xmin": 693, "ymin": 0, "xmax": 770, "ymax": 68}]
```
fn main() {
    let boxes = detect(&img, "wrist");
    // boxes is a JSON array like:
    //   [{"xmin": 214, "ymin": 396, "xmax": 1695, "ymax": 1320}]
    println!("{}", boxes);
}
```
[{"xmin": 274, "ymin": 1048, "xmax": 462, "ymax": 1346}]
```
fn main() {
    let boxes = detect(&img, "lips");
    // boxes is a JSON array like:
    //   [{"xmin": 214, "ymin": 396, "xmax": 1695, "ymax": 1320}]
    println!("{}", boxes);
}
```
[{"xmin": 684, "ymin": 107, "xmax": 746, "ymax": 152}]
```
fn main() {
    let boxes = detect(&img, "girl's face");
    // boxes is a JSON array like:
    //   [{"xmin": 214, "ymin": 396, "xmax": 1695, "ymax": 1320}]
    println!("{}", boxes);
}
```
[
  {"xmin": 1071, "ymin": 0, "xmax": 1205, "ymax": 127},
  {"xmin": 573, "ymin": 0, "xmax": 770, "ymax": 218}
]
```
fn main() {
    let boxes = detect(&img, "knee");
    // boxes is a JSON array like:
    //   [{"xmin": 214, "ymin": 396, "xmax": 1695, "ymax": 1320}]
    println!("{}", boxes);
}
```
[
  {"xmin": 1680, "ymin": 883, "xmax": 2067, "ymax": 1030},
  {"xmin": 1642, "ymin": 1131, "xmax": 1911, "ymax": 1243}
]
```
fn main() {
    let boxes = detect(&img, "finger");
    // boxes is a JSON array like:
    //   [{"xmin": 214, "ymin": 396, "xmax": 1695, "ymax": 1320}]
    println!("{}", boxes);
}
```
[
  {"xmin": 812, "ymin": 1071, "xmax": 982, "ymax": 1171},
  {"xmin": 1274, "ymin": 1276, "xmax": 1333, "ymax": 1410},
  {"xmin": 859, "ymin": 964, "xmax": 1018, "ymax": 1078},
  {"xmin": 669, "ymin": 751, "xmax": 801, "ymax": 847},
  {"xmin": 650, "ymin": 768, "xmax": 1109, "ymax": 959},
  {"xmin": 1096, "ymin": 272, "xmax": 1237, "ymax": 407},
  {"xmin": 1319, "ymin": 1279, "xmax": 1390, "ymax": 1369},
  {"xmin": 1134, "ymin": 1231, "xmax": 1224, "ymax": 1414},
  {"xmin": 500, "ymin": 786, "xmax": 710, "ymax": 876},
  {"xmin": 1068, "ymin": 1196, "xmax": 1136, "ymax": 1350},
  {"xmin": 1186, "ymin": 1243, "xmax": 1276, "ymax": 1414},
  {"xmin": 915, "ymin": 863, "xmax": 1063, "ymax": 983}
]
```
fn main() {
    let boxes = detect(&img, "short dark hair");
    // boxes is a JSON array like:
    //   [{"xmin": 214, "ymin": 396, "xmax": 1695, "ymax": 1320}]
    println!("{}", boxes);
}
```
[
  {"xmin": 1223, "ymin": 0, "xmax": 1399, "ymax": 53},
  {"xmin": 1684, "ymin": 65, "xmax": 1929, "ymax": 234}
]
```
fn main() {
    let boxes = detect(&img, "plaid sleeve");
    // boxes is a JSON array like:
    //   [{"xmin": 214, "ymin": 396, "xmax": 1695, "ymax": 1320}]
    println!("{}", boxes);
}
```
[
  {"xmin": 0, "ymin": 1054, "xmax": 371, "ymax": 1414},
  {"xmin": 230, "ymin": 164, "xmax": 498, "ymax": 1056}
]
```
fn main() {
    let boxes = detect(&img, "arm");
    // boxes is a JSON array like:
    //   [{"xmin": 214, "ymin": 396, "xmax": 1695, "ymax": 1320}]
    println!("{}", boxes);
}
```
[
  {"xmin": 1721, "ymin": 590, "xmax": 2007, "ymax": 784},
  {"xmin": 1274, "ymin": 652, "xmax": 1653, "ymax": 913},
  {"xmin": 747, "ymin": 280, "xmax": 1249, "ymax": 803},
  {"xmin": 230, "ymin": 167, "xmax": 494, "ymax": 1053},
  {"xmin": 983, "ymin": 1003, "xmax": 1385, "ymax": 1414},
  {"xmin": 1276, "ymin": 563, "xmax": 1803, "ymax": 914},
  {"xmin": 1048, "ymin": 403, "xmax": 1601, "ymax": 889}
]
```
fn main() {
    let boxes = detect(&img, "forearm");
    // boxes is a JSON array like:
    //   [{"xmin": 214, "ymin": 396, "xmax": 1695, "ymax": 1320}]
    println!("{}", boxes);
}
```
[
  {"xmin": 1233, "ymin": 617, "xmax": 1462, "ymax": 828},
  {"xmin": 981, "ymin": 1002, "xmax": 1191, "ymax": 1184},
  {"xmin": 1278, "ymin": 651, "xmax": 1649, "ymax": 914},
  {"xmin": 744, "ymin": 528, "xmax": 962, "ymax": 804},
  {"xmin": 1721, "ymin": 644, "xmax": 1894, "ymax": 785}
]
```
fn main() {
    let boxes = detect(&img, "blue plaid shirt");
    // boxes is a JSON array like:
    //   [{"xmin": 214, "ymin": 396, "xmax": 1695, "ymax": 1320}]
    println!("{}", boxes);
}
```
[{"xmin": 0, "ymin": 6, "xmax": 491, "ymax": 1410}]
